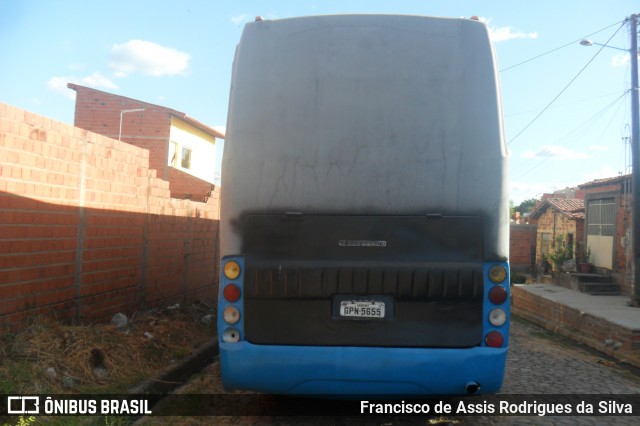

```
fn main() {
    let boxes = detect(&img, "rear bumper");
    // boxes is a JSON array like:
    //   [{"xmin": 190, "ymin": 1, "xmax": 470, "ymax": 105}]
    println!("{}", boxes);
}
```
[{"xmin": 219, "ymin": 342, "xmax": 507, "ymax": 395}]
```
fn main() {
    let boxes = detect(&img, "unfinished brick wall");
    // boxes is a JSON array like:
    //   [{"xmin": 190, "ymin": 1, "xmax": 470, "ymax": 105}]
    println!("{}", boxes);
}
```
[
  {"xmin": 70, "ymin": 84, "xmax": 172, "ymax": 181},
  {"xmin": 0, "ymin": 104, "xmax": 220, "ymax": 330},
  {"xmin": 509, "ymin": 223, "xmax": 537, "ymax": 272},
  {"xmin": 168, "ymin": 168, "xmax": 216, "ymax": 201}
]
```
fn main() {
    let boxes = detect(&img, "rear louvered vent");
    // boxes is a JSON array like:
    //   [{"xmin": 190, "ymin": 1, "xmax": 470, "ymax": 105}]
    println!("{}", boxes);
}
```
[{"xmin": 244, "ymin": 265, "xmax": 483, "ymax": 301}]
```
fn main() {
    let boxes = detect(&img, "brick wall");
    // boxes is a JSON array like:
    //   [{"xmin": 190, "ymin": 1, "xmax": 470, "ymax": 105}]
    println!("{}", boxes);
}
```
[
  {"xmin": 71, "ymin": 84, "xmax": 172, "ymax": 180},
  {"xmin": 581, "ymin": 180, "xmax": 633, "ymax": 295},
  {"xmin": 168, "ymin": 168, "xmax": 216, "ymax": 201},
  {"xmin": 614, "ymin": 196, "xmax": 632, "ymax": 295},
  {"xmin": 0, "ymin": 103, "xmax": 220, "ymax": 330},
  {"xmin": 509, "ymin": 223, "xmax": 537, "ymax": 272},
  {"xmin": 512, "ymin": 285, "xmax": 640, "ymax": 369}
]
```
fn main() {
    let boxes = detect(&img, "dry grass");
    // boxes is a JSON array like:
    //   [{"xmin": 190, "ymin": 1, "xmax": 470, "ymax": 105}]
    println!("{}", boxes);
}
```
[{"xmin": 0, "ymin": 303, "xmax": 216, "ymax": 395}]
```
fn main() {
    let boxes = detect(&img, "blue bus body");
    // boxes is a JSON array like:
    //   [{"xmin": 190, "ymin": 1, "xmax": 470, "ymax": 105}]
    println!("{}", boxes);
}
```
[
  {"xmin": 218, "ymin": 15, "xmax": 509, "ymax": 396},
  {"xmin": 219, "ymin": 256, "xmax": 509, "ymax": 395}
]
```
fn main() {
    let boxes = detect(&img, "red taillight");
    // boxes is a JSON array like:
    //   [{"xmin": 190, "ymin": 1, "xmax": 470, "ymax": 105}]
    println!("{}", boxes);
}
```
[
  {"xmin": 489, "ymin": 285, "xmax": 508, "ymax": 305},
  {"xmin": 485, "ymin": 330, "xmax": 504, "ymax": 348},
  {"xmin": 223, "ymin": 284, "xmax": 241, "ymax": 302}
]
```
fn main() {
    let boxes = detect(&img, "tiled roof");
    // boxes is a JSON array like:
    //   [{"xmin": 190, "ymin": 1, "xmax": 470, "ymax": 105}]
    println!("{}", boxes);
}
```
[
  {"xmin": 530, "ymin": 198, "xmax": 584, "ymax": 220},
  {"xmin": 578, "ymin": 173, "xmax": 631, "ymax": 189}
]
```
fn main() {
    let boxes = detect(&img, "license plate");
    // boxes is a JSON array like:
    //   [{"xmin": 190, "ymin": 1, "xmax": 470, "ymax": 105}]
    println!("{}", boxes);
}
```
[{"xmin": 339, "ymin": 300, "xmax": 386, "ymax": 319}]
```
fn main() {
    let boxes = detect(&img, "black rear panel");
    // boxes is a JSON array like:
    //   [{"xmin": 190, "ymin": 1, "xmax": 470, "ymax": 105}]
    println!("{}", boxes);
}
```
[{"xmin": 242, "ymin": 214, "xmax": 484, "ymax": 348}]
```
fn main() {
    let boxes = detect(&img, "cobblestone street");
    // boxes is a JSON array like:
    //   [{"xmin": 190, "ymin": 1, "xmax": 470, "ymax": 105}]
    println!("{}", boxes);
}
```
[
  {"xmin": 139, "ymin": 317, "xmax": 640, "ymax": 425},
  {"xmin": 503, "ymin": 318, "xmax": 640, "ymax": 395},
  {"xmin": 482, "ymin": 318, "xmax": 640, "ymax": 425}
]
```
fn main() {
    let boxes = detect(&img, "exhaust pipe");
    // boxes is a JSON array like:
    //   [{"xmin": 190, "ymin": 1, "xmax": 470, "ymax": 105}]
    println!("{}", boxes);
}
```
[{"xmin": 465, "ymin": 381, "xmax": 480, "ymax": 395}]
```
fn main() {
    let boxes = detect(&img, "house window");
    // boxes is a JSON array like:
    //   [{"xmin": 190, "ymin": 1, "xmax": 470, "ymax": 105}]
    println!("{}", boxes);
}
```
[
  {"xmin": 181, "ymin": 146, "xmax": 192, "ymax": 169},
  {"xmin": 587, "ymin": 198, "xmax": 615, "ymax": 236},
  {"xmin": 540, "ymin": 233, "xmax": 551, "ymax": 255},
  {"xmin": 168, "ymin": 142, "xmax": 192, "ymax": 170},
  {"xmin": 168, "ymin": 141, "xmax": 178, "ymax": 167}
]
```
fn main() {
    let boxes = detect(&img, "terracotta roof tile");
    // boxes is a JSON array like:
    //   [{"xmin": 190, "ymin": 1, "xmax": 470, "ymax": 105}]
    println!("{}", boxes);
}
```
[{"xmin": 529, "ymin": 198, "xmax": 584, "ymax": 220}]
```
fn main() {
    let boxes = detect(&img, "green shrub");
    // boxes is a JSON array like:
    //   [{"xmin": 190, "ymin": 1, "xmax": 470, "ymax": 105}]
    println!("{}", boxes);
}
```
[{"xmin": 511, "ymin": 273, "xmax": 526, "ymax": 284}]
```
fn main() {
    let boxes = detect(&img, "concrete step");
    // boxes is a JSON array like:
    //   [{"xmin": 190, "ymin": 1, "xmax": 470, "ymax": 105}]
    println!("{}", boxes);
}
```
[
  {"xmin": 578, "ymin": 281, "xmax": 621, "ymax": 296},
  {"xmin": 571, "ymin": 273, "xmax": 614, "ymax": 284}
]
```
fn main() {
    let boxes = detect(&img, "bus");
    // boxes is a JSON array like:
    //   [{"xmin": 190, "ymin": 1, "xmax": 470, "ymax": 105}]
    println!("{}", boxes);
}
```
[{"xmin": 217, "ymin": 14, "xmax": 510, "ymax": 396}]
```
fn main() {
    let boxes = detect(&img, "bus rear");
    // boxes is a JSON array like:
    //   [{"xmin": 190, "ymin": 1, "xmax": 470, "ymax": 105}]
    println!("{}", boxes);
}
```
[{"xmin": 218, "ymin": 14, "xmax": 509, "ymax": 395}]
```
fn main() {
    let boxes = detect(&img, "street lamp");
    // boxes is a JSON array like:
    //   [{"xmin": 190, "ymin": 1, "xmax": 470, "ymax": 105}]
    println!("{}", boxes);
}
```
[
  {"xmin": 579, "ymin": 39, "xmax": 629, "ymax": 52},
  {"xmin": 581, "ymin": 14, "xmax": 639, "ymax": 304},
  {"xmin": 118, "ymin": 108, "xmax": 145, "ymax": 141}
]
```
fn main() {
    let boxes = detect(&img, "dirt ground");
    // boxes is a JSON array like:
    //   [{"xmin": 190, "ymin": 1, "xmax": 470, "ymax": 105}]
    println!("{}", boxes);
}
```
[{"xmin": 0, "ymin": 302, "xmax": 216, "ymax": 396}]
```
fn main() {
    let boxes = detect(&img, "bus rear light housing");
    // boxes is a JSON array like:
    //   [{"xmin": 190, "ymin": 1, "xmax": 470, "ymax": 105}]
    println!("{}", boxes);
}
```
[
  {"xmin": 488, "ymin": 265, "xmax": 507, "ymax": 283},
  {"xmin": 223, "ymin": 306, "xmax": 241, "ymax": 324},
  {"xmin": 223, "ymin": 328, "xmax": 241, "ymax": 343},
  {"xmin": 223, "ymin": 284, "xmax": 241, "ymax": 302},
  {"xmin": 488, "ymin": 285, "xmax": 508, "ymax": 305},
  {"xmin": 485, "ymin": 330, "xmax": 504, "ymax": 348},
  {"xmin": 488, "ymin": 308, "xmax": 506, "ymax": 327},
  {"xmin": 224, "ymin": 261, "xmax": 241, "ymax": 280}
]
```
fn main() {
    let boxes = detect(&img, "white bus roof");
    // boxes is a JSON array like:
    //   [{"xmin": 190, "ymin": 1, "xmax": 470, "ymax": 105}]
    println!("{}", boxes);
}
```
[{"xmin": 222, "ymin": 15, "xmax": 508, "ymax": 259}]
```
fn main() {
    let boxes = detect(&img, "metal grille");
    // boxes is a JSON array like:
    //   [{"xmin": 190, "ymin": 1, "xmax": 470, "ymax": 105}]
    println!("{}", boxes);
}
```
[
  {"xmin": 244, "ymin": 264, "xmax": 484, "ymax": 301},
  {"xmin": 587, "ymin": 198, "xmax": 615, "ymax": 236}
]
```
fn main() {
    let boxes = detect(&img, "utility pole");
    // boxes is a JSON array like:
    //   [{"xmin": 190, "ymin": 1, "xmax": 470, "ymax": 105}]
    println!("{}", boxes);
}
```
[{"xmin": 631, "ymin": 14, "xmax": 640, "ymax": 304}]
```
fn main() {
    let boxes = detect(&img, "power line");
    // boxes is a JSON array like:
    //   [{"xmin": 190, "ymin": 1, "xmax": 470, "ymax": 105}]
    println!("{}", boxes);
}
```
[
  {"xmin": 511, "ymin": 90, "xmax": 629, "ymax": 180},
  {"xmin": 507, "ymin": 19, "xmax": 628, "ymax": 146},
  {"xmin": 500, "ymin": 20, "xmax": 625, "ymax": 72},
  {"xmin": 504, "ymin": 91, "xmax": 625, "ymax": 117}
]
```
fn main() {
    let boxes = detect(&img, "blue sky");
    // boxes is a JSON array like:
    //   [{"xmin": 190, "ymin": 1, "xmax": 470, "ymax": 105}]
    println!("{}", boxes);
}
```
[{"xmin": 1, "ymin": 0, "xmax": 639, "ymax": 203}]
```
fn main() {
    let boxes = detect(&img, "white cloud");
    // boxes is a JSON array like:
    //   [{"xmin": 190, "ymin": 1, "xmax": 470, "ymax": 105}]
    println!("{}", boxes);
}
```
[
  {"xmin": 510, "ymin": 181, "xmax": 551, "ymax": 203},
  {"xmin": 231, "ymin": 14, "xmax": 249, "ymax": 25},
  {"xmin": 109, "ymin": 40, "xmax": 190, "ymax": 77},
  {"xmin": 611, "ymin": 53, "xmax": 629, "ymax": 67},
  {"xmin": 48, "ymin": 72, "xmax": 118, "ymax": 99},
  {"xmin": 588, "ymin": 145, "xmax": 609, "ymax": 152},
  {"xmin": 490, "ymin": 26, "xmax": 538, "ymax": 42},
  {"xmin": 510, "ymin": 180, "xmax": 583, "ymax": 204},
  {"xmin": 47, "ymin": 76, "xmax": 78, "ymax": 100},
  {"xmin": 81, "ymin": 72, "xmax": 118, "ymax": 90},
  {"xmin": 522, "ymin": 145, "xmax": 590, "ymax": 160},
  {"xmin": 581, "ymin": 165, "xmax": 623, "ymax": 182},
  {"xmin": 477, "ymin": 17, "xmax": 538, "ymax": 42}
]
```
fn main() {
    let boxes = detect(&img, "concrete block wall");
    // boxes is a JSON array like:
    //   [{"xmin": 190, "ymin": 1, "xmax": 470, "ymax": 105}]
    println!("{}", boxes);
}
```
[{"xmin": 0, "ymin": 104, "xmax": 220, "ymax": 330}]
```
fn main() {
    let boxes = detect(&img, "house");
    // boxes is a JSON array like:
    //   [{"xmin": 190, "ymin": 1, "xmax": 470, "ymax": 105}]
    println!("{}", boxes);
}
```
[
  {"xmin": 529, "ymin": 198, "xmax": 585, "ymax": 269},
  {"xmin": 67, "ymin": 84, "xmax": 224, "ymax": 201},
  {"xmin": 578, "ymin": 174, "xmax": 632, "ymax": 294}
]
